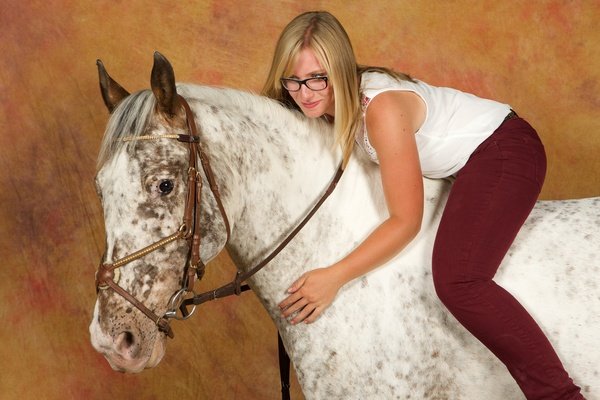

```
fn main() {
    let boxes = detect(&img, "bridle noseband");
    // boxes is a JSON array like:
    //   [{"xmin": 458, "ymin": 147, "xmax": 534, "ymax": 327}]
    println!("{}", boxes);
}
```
[{"xmin": 95, "ymin": 95, "xmax": 343, "ymax": 339}]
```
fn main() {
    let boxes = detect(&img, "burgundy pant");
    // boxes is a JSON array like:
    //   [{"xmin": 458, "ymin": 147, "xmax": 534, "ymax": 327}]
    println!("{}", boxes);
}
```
[{"xmin": 432, "ymin": 117, "xmax": 583, "ymax": 399}]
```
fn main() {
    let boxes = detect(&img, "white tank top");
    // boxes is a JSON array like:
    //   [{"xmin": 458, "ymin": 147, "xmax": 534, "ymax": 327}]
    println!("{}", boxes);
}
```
[{"xmin": 357, "ymin": 72, "xmax": 511, "ymax": 178}]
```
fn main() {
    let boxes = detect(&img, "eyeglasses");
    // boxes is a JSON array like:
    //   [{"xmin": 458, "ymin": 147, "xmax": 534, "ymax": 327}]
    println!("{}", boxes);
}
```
[{"xmin": 280, "ymin": 76, "xmax": 328, "ymax": 92}]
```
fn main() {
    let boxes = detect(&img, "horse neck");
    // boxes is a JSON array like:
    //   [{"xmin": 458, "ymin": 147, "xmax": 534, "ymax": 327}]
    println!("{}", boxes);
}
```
[{"xmin": 183, "ymin": 85, "xmax": 340, "ymax": 264}]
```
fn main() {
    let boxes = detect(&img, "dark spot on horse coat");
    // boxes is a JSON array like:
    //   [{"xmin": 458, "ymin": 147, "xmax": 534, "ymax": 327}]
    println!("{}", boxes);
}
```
[{"xmin": 137, "ymin": 202, "xmax": 160, "ymax": 220}]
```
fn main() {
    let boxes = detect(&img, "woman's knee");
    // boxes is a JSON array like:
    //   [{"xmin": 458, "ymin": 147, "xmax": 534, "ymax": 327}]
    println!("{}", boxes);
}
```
[{"xmin": 431, "ymin": 257, "xmax": 460, "ymax": 308}]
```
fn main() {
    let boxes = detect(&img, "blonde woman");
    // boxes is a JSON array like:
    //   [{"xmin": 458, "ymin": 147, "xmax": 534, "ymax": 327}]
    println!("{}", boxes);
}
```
[{"xmin": 263, "ymin": 11, "xmax": 583, "ymax": 399}]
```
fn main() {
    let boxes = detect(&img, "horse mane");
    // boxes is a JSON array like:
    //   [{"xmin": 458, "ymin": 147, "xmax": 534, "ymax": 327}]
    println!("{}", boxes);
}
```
[
  {"xmin": 176, "ymin": 83, "xmax": 333, "ymax": 146},
  {"xmin": 96, "ymin": 83, "xmax": 335, "ymax": 171}
]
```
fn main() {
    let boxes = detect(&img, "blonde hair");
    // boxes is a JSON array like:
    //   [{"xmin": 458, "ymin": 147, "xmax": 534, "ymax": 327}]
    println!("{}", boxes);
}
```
[{"xmin": 262, "ymin": 11, "xmax": 413, "ymax": 168}]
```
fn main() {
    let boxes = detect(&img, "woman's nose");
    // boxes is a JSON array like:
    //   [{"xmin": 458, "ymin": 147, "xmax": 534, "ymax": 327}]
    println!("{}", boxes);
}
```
[{"xmin": 298, "ymin": 84, "xmax": 313, "ymax": 99}]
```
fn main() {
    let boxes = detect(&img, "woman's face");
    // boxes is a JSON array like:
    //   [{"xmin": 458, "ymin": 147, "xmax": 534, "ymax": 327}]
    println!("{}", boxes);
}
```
[{"xmin": 285, "ymin": 48, "xmax": 335, "ymax": 118}]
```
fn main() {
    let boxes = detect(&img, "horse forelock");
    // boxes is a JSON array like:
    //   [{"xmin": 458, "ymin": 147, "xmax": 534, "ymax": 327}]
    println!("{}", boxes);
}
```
[{"xmin": 97, "ymin": 90, "xmax": 157, "ymax": 171}]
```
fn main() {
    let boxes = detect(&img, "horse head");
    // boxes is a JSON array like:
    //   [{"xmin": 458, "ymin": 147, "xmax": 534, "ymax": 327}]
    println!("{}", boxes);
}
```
[{"xmin": 90, "ymin": 53, "xmax": 230, "ymax": 372}]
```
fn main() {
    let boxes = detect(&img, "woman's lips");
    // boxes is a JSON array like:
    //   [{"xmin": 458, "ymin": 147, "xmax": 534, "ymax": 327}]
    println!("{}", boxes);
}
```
[{"xmin": 302, "ymin": 100, "xmax": 320, "ymax": 109}]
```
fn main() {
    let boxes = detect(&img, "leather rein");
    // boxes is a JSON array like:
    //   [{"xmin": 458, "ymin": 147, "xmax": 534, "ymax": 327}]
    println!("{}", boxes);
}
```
[{"xmin": 95, "ymin": 95, "xmax": 344, "ymax": 339}]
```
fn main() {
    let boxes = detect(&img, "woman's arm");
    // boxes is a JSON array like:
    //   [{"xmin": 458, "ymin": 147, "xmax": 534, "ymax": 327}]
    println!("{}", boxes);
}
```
[{"xmin": 279, "ymin": 90, "xmax": 426, "ymax": 324}]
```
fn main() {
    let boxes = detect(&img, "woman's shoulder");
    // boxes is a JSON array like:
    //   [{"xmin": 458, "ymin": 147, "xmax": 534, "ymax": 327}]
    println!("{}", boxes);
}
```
[
  {"xmin": 361, "ymin": 71, "xmax": 422, "ymax": 112},
  {"xmin": 360, "ymin": 71, "xmax": 423, "ymax": 102},
  {"xmin": 361, "ymin": 71, "xmax": 404, "ymax": 90},
  {"xmin": 364, "ymin": 90, "xmax": 427, "ymax": 135}
]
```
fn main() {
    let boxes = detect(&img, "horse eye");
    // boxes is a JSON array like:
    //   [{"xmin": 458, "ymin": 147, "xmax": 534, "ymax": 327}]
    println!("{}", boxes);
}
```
[{"xmin": 158, "ymin": 179, "xmax": 174, "ymax": 195}]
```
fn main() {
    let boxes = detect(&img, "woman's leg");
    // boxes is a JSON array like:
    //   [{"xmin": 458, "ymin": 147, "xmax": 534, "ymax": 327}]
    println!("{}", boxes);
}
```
[{"xmin": 432, "ymin": 118, "xmax": 582, "ymax": 399}]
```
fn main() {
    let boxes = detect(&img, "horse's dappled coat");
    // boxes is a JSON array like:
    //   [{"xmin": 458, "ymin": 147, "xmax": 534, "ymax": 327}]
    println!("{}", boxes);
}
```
[{"xmin": 91, "ymin": 77, "xmax": 600, "ymax": 399}]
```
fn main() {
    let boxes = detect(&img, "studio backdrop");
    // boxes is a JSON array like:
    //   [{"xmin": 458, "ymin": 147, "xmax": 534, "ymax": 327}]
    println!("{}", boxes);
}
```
[{"xmin": 1, "ymin": 1, "xmax": 598, "ymax": 399}]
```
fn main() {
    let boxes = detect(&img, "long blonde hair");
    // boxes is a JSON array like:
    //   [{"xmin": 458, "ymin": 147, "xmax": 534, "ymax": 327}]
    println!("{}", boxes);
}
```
[{"xmin": 262, "ymin": 11, "xmax": 413, "ymax": 168}]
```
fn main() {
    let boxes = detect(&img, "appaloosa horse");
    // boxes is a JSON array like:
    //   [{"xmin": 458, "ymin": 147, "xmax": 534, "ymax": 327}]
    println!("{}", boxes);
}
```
[{"xmin": 90, "ymin": 53, "xmax": 600, "ymax": 399}]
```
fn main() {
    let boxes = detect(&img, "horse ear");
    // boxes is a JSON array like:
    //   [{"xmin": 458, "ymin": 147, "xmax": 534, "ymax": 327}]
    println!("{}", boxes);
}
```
[
  {"xmin": 97, "ymin": 60, "xmax": 130, "ymax": 113},
  {"xmin": 151, "ymin": 52, "xmax": 178, "ymax": 118}
]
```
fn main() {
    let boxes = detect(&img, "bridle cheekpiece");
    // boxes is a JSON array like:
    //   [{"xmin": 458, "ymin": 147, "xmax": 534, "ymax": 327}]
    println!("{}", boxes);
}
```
[{"xmin": 95, "ymin": 95, "xmax": 230, "ymax": 338}]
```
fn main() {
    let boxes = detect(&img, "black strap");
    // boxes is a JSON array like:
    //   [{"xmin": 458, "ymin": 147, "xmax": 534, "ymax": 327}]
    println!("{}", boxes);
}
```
[{"xmin": 278, "ymin": 332, "xmax": 291, "ymax": 400}]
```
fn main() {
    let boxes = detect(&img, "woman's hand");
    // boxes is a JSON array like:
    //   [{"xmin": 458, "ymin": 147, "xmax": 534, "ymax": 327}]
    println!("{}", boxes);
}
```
[{"xmin": 278, "ymin": 267, "xmax": 344, "ymax": 325}]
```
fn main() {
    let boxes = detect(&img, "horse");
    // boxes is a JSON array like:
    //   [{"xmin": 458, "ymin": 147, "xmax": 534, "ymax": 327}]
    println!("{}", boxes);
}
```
[{"xmin": 89, "ymin": 52, "xmax": 600, "ymax": 399}]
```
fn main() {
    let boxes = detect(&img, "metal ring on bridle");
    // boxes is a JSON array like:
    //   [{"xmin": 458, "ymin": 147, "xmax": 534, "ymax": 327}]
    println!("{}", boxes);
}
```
[{"xmin": 164, "ymin": 288, "xmax": 197, "ymax": 320}]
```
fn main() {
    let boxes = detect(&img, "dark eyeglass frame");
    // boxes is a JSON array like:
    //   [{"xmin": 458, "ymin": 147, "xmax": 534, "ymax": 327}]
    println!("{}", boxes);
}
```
[{"xmin": 280, "ymin": 76, "xmax": 329, "ymax": 92}]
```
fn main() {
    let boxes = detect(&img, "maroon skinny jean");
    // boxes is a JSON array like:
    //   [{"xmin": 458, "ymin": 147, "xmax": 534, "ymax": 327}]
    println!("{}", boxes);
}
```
[{"xmin": 432, "ymin": 117, "xmax": 583, "ymax": 399}]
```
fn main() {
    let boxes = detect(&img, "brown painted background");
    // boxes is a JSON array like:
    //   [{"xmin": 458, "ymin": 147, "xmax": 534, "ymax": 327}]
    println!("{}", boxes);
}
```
[{"xmin": 1, "ymin": 1, "xmax": 598, "ymax": 399}]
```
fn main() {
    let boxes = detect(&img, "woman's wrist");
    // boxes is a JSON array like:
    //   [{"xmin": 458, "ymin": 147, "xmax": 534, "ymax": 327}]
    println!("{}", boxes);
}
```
[{"xmin": 329, "ymin": 262, "xmax": 353, "ymax": 288}]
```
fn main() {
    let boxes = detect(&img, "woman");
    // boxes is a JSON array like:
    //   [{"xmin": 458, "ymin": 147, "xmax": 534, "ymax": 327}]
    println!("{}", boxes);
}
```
[{"xmin": 262, "ymin": 11, "xmax": 583, "ymax": 399}]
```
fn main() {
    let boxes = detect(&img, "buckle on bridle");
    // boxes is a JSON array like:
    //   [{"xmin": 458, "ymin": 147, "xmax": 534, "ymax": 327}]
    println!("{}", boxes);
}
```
[{"xmin": 177, "ymin": 134, "xmax": 200, "ymax": 143}]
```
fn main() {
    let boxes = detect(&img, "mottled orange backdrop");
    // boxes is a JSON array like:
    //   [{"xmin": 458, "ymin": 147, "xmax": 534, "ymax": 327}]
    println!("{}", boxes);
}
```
[{"xmin": 1, "ymin": 1, "xmax": 598, "ymax": 399}]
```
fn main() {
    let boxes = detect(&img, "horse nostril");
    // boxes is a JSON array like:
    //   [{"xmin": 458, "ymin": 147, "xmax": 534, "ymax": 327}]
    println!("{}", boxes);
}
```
[
  {"xmin": 123, "ymin": 331, "xmax": 135, "ymax": 347},
  {"xmin": 114, "ymin": 331, "xmax": 139, "ymax": 358}
]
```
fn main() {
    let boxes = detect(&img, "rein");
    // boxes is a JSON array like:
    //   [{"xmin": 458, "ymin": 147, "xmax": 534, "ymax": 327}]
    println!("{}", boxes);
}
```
[
  {"xmin": 95, "ymin": 95, "xmax": 344, "ymax": 340},
  {"xmin": 182, "ymin": 164, "xmax": 344, "ymax": 311}
]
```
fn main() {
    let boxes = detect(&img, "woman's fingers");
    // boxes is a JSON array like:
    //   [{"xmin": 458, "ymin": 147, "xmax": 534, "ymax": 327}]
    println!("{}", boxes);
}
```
[
  {"xmin": 290, "ymin": 304, "xmax": 318, "ymax": 325},
  {"xmin": 281, "ymin": 297, "xmax": 308, "ymax": 318},
  {"xmin": 302, "ymin": 306, "xmax": 322, "ymax": 324},
  {"xmin": 287, "ymin": 274, "xmax": 307, "ymax": 293},
  {"xmin": 278, "ymin": 273, "xmax": 308, "ymax": 310},
  {"xmin": 278, "ymin": 292, "xmax": 298, "ymax": 310}
]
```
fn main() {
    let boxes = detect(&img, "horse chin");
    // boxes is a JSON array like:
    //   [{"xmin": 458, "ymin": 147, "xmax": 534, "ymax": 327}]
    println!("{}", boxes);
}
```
[
  {"xmin": 105, "ymin": 354, "xmax": 148, "ymax": 373},
  {"xmin": 104, "ymin": 336, "xmax": 166, "ymax": 373},
  {"xmin": 145, "ymin": 336, "xmax": 166, "ymax": 368}
]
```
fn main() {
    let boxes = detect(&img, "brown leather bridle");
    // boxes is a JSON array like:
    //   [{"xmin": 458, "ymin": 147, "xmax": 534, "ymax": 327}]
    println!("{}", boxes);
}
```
[
  {"xmin": 95, "ymin": 95, "xmax": 343, "ymax": 339},
  {"xmin": 95, "ymin": 95, "xmax": 230, "ymax": 338}
]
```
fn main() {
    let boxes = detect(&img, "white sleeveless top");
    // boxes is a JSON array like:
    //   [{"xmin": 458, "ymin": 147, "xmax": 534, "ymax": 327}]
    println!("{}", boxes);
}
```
[{"xmin": 357, "ymin": 72, "xmax": 511, "ymax": 178}]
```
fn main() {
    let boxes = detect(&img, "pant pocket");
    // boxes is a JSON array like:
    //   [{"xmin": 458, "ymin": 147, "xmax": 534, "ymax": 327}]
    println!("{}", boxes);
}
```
[{"xmin": 495, "ymin": 132, "xmax": 546, "ymax": 191}]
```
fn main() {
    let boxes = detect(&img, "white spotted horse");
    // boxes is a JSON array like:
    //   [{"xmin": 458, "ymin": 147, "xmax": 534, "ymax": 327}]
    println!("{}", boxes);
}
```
[{"xmin": 90, "ymin": 52, "xmax": 600, "ymax": 399}]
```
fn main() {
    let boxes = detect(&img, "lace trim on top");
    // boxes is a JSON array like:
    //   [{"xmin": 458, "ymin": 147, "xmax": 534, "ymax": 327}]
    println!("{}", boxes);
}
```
[{"xmin": 357, "ymin": 95, "xmax": 379, "ymax": 163}]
